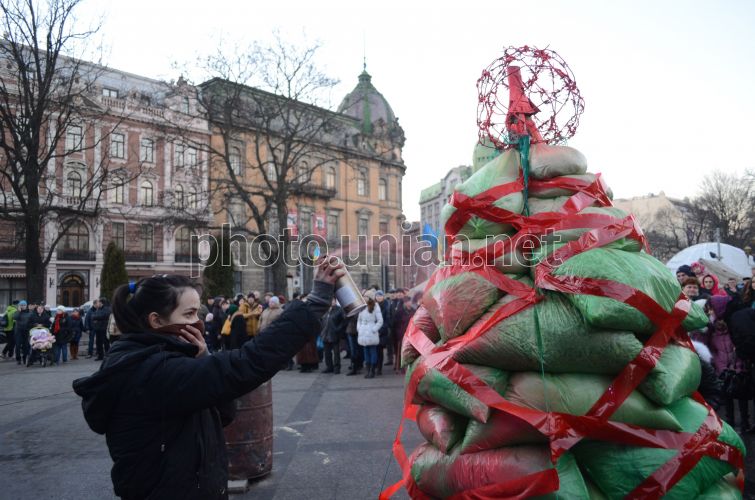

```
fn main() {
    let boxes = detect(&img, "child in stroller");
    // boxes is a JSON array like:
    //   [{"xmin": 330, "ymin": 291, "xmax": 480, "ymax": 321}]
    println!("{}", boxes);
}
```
[{"xmin": 28, "ymin": 326, "xmax": 55, "ymax": 367}]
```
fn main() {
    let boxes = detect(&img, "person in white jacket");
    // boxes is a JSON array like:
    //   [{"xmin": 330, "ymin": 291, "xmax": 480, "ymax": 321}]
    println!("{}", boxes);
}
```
[{"xmin": 357, "ymin": 297, "xmax": 383, "ymax": 379}]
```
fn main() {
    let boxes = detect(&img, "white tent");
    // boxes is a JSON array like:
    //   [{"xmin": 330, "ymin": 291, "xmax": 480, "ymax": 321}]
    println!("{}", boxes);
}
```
[{"xmin": 666, "ymin": 242, "xmax": 753, "ymax": 279}]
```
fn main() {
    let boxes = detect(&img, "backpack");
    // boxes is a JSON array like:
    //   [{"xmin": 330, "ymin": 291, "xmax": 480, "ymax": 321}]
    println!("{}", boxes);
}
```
[{"xmin": 221, "ymin": 318, "xmax": 231, "ymax": 336}]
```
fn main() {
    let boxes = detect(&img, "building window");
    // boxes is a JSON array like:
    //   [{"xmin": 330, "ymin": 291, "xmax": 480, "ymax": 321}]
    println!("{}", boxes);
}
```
[
  {"xmin": 379, "ymin": 178, "xmax": 387, "ymax": 201},
  {"xmin": 175, "ymin": 144, "xmax": 184, "ymax": 168},
  {"xmin": 62, "ymin": 221, "xmax": 89, "ymax": 251},
  {"xmin": 266, "ymin": 163, "xmax": 276, "ymax": 182},
  {"xmin": 113, "ymin": 178, "xmax": 126, "ymax": 204},
  {"xmin": 102, "ymin": 87, "xmax": 119, "ymax": 98},
  {"xmin": 176, "ymin": 227, "xmax": 192, "ymax": 255},
  {"xmin": 229, "ymin": 147, "xmax": 241, "ymax": 175},
  {"xmin": 327, "ymin": 213, "xmax": 339, "ymax": 241},
  {"xmin": 140, "ymin": 138, "xmax": 154, "ymax": 163},
  {"xmin": 188, "ymin": 186, "xmax": 198, "ymax": 209},
  {"xmin": 110, "ymin": 132, "xmax": 125, "ymax": 159},
  {"xmin": 66, "ymin": 171, "xmax": 82, "ymax": 197},
  {"xmin": 186, "ymin": 147, "xmax": 197, "ymax": 168},
  {"xmin": 112, "ymin": 222, "xmax": 125, "ymax": 250},
  {"xmin": 361, "ymin": 272, "xmax": 369, "ymax": 289},
  {"xmin": 141, "ymin": 224, "xmax": 154, "ymax": 253},
  {"xmin": 299, "ymin": 210, "xmax": 312, "ymax": 235},
  {"xmin": 140, "ymin": 180, "xmax": 154, "ymax": 206},
  {"xmin": 357, "ymin": 170, "xmax": 367, "ymax": 196},
  {"xmin": 65, "ymin": 125, "xmax": 82, "ymax": 152},
  {"xmin": 358, "ymin": 215, "xmax": 369, "ymax": 236},
  {"xmin": 174, "ymin": 184, "xmax": 184, "ymax": 209},
  {"xmin": 182, "ymin": 96, "xmax": 190, "ymax": 114},
  {"xmin": 325, "ymin": 166, "xmax": 336, "ymax": 189},
  {"xmin": 379, "ymin": 220, "xmax": 389, "ymax": 235}
]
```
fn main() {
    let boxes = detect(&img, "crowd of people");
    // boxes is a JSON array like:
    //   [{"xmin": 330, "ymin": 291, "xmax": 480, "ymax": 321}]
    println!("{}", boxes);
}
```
[
  {"xmin": 1, "ymin": 285, "xmax": 418, "ymax": 377},
  {"xmin": 1, "ymin": 298, "xmax": 113, "ymax": 366},
  {"xmin": 204, "ymin": 286, "xmax": 418, "ymax": 378},
  {"xmin": 677, "ymin": 263, "xmax": 755, "ymax": 432}
]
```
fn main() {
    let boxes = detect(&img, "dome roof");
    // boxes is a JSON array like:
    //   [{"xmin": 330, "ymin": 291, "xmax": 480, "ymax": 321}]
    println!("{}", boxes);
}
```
[{"xmin": 338, "ymin": 69, "xmax": 396, "ymax": 134}]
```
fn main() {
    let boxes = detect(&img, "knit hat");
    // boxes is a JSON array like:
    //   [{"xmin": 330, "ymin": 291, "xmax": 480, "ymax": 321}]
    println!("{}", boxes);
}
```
[
  {"xmin": 269, "ymin": 296, "xmax": 280, "ymax": 307},
  {"xmin": 676, "ymin": 264, "xmax": 695, "ymax": 277},
  {"xmin": 18, "ymin": 300, "xmax": 27, "ymax": 306},
  {"xmin": 228, "ymin": 304, "xmax": 239, "ymax": 316},
  {"xmin": 376, "ymin": 290, "xmax": 384, "ymax": 297},
  {"xmin": 57, "ymin": 305, "xmax": 65, "ymax": 312}
]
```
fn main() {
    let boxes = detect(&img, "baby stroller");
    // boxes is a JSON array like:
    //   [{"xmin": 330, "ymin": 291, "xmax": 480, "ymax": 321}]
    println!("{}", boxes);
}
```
[{"xmin": 28, "ymin": 326, "xmax": 55, "ymax": 367}]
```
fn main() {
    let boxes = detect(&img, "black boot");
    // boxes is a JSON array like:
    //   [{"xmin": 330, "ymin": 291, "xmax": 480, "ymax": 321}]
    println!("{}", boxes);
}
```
[
  {"xmin": 364, "ymin": 363, "xmax": 371, "ymax": 378},
  {"xmin": 346, "ymin": 366, "xmax": 358, "ymax": 376},
  {"xmin": 376, "ymin": 364, "xmax": 382, "ymax": 376}
]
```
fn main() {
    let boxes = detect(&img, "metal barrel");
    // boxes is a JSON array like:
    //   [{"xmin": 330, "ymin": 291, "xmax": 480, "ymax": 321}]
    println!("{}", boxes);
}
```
[{"xmin": 224, "ymin": 380, "xmax": 274, "ymax": 480}]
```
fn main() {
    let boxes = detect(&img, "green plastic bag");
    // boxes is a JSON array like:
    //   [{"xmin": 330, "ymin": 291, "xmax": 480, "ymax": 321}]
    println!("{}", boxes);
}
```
[
  {"xmin": 696, "ymin": 475, "xmax": 741, "ymax": 499},
  {"xmin": 573, "ymin": 397, "xmax": 745, "ymax": 499},
  {"xmin": 406, "ymin": 360, "xmax": 509, "ymax": 423},
  {"xmin": 539, "ymin": 207, "xmax": 631, "ymax": 244},
  {"xmin": 422, "ymin": 270, "xmax": 503, "ymax": 342},
  {"xmin": 548, "ymin": 247, "xmax": 709, "ymax": 333},
  {"xmin": 410, "ymin": 443, "xmax": 589, "ymax": 499},
  {"xmin": 440, "ymin": 150, "xmax": 524, "ymax": 239},
  {"xmin": 530, "ymin": 173, "xmax": 613, "ymax": 200},
  {"xmin": 529, "ymin": 143, "xmax": 588, "ymax": 180},
  {"xmin": 450, "ymin": 235, "xmax": 528, "ymax": 275},
  {"xmin": 454, "ymin": 292, "xmax": 640, "ymax": 374},
  {"xmin": 639, "ymin": 343, "xmax": 701, "ymax": 406},
  {"xmin": 505, "ymin": 372, "xmax": 682, "ymax": 431},
  {"xmin": 415, "ymin": 403, "xmax": 468, "ymax": 455}
]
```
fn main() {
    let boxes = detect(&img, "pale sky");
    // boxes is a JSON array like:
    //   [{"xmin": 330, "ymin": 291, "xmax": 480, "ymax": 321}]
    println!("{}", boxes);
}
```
[{"xmin": 79, "ymin": 0, "xmax": 755, "ymax": 221}]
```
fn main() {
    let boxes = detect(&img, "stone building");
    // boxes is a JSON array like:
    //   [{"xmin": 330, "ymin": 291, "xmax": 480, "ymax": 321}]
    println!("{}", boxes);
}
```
[
  {"xmin": 0, "ymin": 66, "xmax": 211, "ymax": 307},
  {"xmin": 203, "ymin": 68, "xmax": 407, "ymax": 295},
  {"xmin": 419, "ymin": 165, "xmax": 473, "ymax": 239}
]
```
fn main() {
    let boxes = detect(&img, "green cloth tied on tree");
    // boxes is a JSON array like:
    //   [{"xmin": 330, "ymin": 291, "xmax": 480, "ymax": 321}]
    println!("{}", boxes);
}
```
[
  {"xmin": 573, "ymin": 397, "xmax": 745, "ymax": 499},
  {"xmin": 440, "ymin": 150, "xmax": 523, "ymax": 239}
]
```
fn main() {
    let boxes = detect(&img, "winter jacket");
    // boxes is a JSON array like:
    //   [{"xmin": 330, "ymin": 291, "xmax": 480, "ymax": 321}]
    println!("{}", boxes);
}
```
[
  {"xmin": 52, "ymin": 313, "xmax": 73, "ymax": 344},
  {"xmin": 90, "ymin": 306, "xmax": 111, "ymax": 333},
  {"xmin": 692, "ymin": 341, "xmax": 723, "ymax": 410},
  {"xmin": 28, "ymin": 310, "xmax": 51, "ymax": 329},
  {"xmin": 69, "ymin": 315, "xmax": 84, "ymax": 343},
  {"xmin": 357, "ymin": 306, "xmax": 383, "ymax": 347},
  {"xmin": 259, "ymin": 307, "xmax": 283, "ymax": 332},
  {"xmin": 730, "ymin": 308, "xmax": 755, "ymax": 362},
  {"xmin": 241, "ymin": 302, "xmax": 263, "ymax": 337},
  {"xmin": 320, "ymin": 305, "xmax": 346, "ymax": 344},
  {"xmin": 13, "ymin": 309, "xmax": 32, "ymax": 338},
  {"xmin": 377, "ymin": 300, "xmax": 391, "ymax": 342},
  {"xmin": 3, "ymin": 305, "xmax": 16, "ymax": 333},
  {"xmin": 392, "ymin": 304, "xmax": 415, "ymax": 340},
  {"xmin": 72, "ymin": 295, "xmax": 332, "ymax": 500}
]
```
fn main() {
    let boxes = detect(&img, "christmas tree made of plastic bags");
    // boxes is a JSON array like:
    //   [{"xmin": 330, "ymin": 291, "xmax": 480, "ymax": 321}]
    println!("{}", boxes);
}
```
[{"xmin": 387, "ymin": 51, "xmax": 746, "ymax": 500}]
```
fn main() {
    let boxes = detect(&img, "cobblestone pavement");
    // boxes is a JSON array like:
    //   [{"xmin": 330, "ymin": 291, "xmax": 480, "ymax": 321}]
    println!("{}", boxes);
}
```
[{"xmin": 0, "ymin": 349, "xmax": 753, "ymax": 499}]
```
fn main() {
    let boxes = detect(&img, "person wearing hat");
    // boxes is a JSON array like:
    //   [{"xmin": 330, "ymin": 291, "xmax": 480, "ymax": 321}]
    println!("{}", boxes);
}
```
[
  {"xmin": 52, "ymin": 306, "xmax": 72, "ymax": 364},
  {"xmin": 12, "ymin": 300, "xmax": 31, "ymax": 365},
  {"xmin": 2, "ymin": 300, "xmax": 18, "ymax": 358},
  {"xmin": 374, "ymin": 290, "xmax": 392, "ymax": 375},
  {"xmin": 676, "ymin": 265, "xmax": 695, "ymax": 285},
  {"xmin": 89, "ymin": 297, "xmax": 112, "ymax": 360}
]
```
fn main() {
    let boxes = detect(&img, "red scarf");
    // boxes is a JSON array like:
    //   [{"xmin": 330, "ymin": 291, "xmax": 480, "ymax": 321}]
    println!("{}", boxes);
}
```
[{"xmin": 53, "ymin": 313, "xmax": 64, "ymax": 334}]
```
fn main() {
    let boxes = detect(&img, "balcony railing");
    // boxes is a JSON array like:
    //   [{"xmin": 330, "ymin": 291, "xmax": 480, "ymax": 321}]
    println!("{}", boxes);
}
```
[
  {"xmin": 124, "ymin": 251, "xmax": 158, "ymax": 262},
  {"xmin": 57, "ymin": 249, "xmax": 95, "ymax": 261},
  {"xmin": 289, "ymin": 182, "xmax": 337, "ymax": 199}
]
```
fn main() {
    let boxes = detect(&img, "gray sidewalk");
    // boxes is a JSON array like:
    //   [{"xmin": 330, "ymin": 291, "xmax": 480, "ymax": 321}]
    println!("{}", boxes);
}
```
[{"xmin": 0, "ymin": 352, "xmax": 419, "ymax": 500}]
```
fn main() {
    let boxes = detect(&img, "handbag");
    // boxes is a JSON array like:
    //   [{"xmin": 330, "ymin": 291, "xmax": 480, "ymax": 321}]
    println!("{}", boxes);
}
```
[
  {"xmin": 221, "ymin": 318, "xmax": 231, "ymax": 336},
  {"xmin": 720, "ymin": 368, "xmax": 753, "ymax": 400},
  {"xmin": 316, "ymin": 335, "xmax": 324, "ymax": 352}
]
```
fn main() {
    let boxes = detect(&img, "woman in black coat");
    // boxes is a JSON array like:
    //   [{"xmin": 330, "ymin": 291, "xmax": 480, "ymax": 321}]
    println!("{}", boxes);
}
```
[{"xmin": 73, "ymin": 259, "xmax": 344, "ymax": 500}]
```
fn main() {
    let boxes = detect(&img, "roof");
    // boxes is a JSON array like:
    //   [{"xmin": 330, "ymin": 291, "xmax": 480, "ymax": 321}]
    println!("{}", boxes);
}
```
[
  {"xmin": 337, "ymin": 69, "xmax": 397, "ymax": 135},
  {"xmin": 419, "ymin": 182, "xmax": 442, "ymax": 203}
]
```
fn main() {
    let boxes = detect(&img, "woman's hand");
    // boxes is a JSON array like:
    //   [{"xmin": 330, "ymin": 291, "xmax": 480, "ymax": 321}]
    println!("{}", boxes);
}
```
[
  {"xmin": 177, "ymin": 323, "xmax": 208, "ymax": 358},
  {"xmin": 314, "ymin": 256, "xmax": 346, "ymax": 285}
]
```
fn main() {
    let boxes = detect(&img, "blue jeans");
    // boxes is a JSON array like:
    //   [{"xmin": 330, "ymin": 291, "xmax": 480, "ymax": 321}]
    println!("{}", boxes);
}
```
[
  {"xmin": 87, "ymin": 330, "xmax": 95, "ymax": 356},
  {"xmin": 347, "ymin": 334, "xmax": 362, "ymax": 367},
  {"xmin": 363, "ymin": 345, "xmax": 378, "ymax": 365},
  {"xmin": 54, "ymin": 343, "xmax": 68, "ymax": 363}
]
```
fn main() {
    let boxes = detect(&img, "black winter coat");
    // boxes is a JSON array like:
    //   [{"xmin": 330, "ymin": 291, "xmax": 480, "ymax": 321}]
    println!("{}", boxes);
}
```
[
  {"xmin": 13, "ymin": 309, "xmax": 32, "ymax": 337},
  {"xmin": 72, "ymin": 300, "xmax": 326, "ymax": 500},
  {"xmin": 320, "ymin": 305, "xmax": 346, "ymax": 343},
  {"xmin": 90, "ymin": 306, "xmax": 111, "ymax": 332},
  {"xmin": 28, "ymin": 310, "xmax": 51, "ymax": 329}
]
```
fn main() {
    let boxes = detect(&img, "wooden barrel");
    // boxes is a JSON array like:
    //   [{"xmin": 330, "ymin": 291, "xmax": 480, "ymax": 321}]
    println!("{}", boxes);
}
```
[{"xmin": 223, "ymin": 380, "xmax": 274, "ymax": 480}]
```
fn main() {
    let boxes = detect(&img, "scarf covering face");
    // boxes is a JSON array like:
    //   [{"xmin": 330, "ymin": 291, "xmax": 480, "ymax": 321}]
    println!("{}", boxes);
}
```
[{"xmin": 152, "ymin": 319, "xmax": 205, "ymax": 336}]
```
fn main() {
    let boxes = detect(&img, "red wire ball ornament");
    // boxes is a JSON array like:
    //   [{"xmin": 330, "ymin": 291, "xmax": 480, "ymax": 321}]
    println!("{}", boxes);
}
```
[{"xmin": 477, "ymin": 46, "xmax": 584, "ymax": 151}]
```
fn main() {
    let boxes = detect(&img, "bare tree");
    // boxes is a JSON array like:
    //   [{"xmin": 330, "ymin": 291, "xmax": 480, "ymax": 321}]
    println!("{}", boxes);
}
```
[
  {"xmin": 696, "ymin": 170, "xmax": 754, "ymax": 249},
  {"xmin": 0, "ymin": 0, "xmax": 119, "ymax": 302},
  {"xmin": 180, "ymin": 35, "xmax": 346, "ymax": 294}
]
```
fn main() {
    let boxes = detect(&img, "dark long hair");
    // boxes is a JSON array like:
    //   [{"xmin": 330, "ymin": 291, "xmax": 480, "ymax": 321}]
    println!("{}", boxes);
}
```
[
  {"xmin": 112, "ymin": 275, "xmax": 199, "ymax": 333},
  {"xmin": 366, "ymin": 298, "xmax": 375, "ymax": 313}
]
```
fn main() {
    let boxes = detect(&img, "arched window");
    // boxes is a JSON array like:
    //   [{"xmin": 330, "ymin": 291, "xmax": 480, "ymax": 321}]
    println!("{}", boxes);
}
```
[
  {"xmin": 174, "ymin": 184, "xmax": 184, "ymax": 209},
  {"xmin": 266, "ymin": 163, "xmax": 276, "ymax": 182},
  {"xmin": 62, "ymin": 221, "xmax": 89, "ymax": 251},
  {"xmin": 357, "ymin": 170, "xmax": 367, "ymax": 197},
  {"xmin": 67, "ymin": 171, "xmax": 82, "ymax": 197},
  {"xmin": 325, "ymin": 166, "xmax": 336, "ymax": 189},
  {"xmin": 188, "ymin": 186, "xmax": 198, "ymax": 209},
  {"xmin": 112, "ymin": 177, "xmax": 126, "ymax": 204},
  {"xmin": 378, "ymin": 178, "xmax": 387, "ymax": 201},
  {"xmin": 229, "ymin": 147, "xmax": 241, "ymax": 175},
  {"xmin": 140, "ymin": 180, "xmax": 154, "ymax": 206}
]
